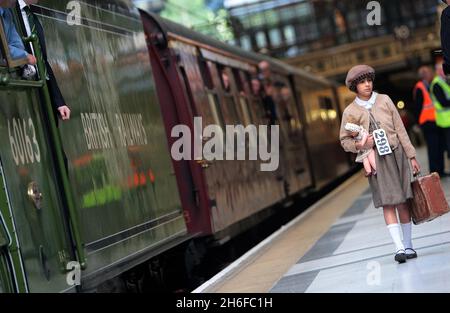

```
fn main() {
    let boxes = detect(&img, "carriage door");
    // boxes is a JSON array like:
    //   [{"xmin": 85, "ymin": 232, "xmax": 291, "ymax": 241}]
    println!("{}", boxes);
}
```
[{"xmin": 0, "ymin": 15, "xmax": 76, "ymax": 292}]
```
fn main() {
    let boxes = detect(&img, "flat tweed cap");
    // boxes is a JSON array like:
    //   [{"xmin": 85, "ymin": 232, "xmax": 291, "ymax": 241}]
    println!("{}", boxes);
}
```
[{"xmin": 345, "ymin": 65, "xmax": 375, "ymax": 89}]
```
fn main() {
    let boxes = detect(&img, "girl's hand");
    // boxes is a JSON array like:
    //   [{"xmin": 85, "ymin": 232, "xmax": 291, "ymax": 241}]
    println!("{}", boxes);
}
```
[
  {"xmin": 356, "ymin": 135, "xmax": 374, "ymax": 150},
  {"xmin": 411, "ymin": 158, "xmax": 421, "ymax": 175}
]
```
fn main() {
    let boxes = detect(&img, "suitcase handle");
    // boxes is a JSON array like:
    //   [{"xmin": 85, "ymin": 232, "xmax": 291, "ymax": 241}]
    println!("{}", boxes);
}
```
[
  {"xmin": 412, "ymin": 171, "xmax": 424, "ymax": 181},
  {"xmin": 412, "ymin": 171, "xmax": 442, "ymax": 180}
]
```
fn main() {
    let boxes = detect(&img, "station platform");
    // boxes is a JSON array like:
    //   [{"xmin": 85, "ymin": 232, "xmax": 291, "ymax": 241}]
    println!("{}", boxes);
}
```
[{"xmin": 193, "ymin": 147, "xmax": 450, "ymax": 293}]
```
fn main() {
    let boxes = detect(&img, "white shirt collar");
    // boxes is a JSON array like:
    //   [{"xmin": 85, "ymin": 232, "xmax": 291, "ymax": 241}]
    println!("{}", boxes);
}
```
[
  {"xmin": 18, "ymin": 0, "xmax": 27, "ymax": 10},
  {"xmin": 355, "ymin": 92, "xmax": 378, "ymax": 110}
]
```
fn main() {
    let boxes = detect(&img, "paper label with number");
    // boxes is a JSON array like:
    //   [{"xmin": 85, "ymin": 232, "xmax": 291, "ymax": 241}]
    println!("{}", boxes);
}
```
[{"xmin": 373, "ymin": 129, "xmax": 392, "ymax": 156}]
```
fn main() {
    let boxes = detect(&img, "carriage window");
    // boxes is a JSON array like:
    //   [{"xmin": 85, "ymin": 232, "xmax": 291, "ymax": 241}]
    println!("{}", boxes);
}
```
[
  {"xmin": 0, "ymin": 14, "xmax": 28, "ymax": 68},
  {"xmin": 218, "ymin": 65, "xmax": 232, "ymax": 93},
  {"xmin": 224, "ymin": 93, "xmax": 240, "ymax": 124},
  {"xmin": 217, "ymin": 65, "xmax": 240, "ymax": 124},
  {"xmin": 319, "ymin": 96, "xmax": 337, "ymax": 121},
  {"xmin": 233, "ymin": 69, "xmax": 252, "ymax": 126},
  {"xmin": 207, "ymin": 92, "xmax": 225, "ymax": 128},
  {"xmin": 198, "ymin": 57, "xmax": 214, "ymax": 90},
  {"xmin": 285, "ymin": 92, "xmax": 303, "ymax": 135},
  {"xmin": 243, "ymin": 72, "xmax": 261, "ymax": 125},
  {"xmin": 232, "ymin": 68, "xmax": 244, "ymax": 93},
  {"xmin": 220, "ymin": 70, "xmax": 231, "ymax": 93},
  {"xmin": 199, "ymin": 59, "xmax": 226, "ymax": 127},
  {"xmin": 238, "ymin": 96, "xmax": 252, "ymax": 126}
]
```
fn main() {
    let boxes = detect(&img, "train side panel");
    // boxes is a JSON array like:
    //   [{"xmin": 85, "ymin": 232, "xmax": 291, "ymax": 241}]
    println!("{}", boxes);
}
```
[
  {"xmin": 169, "ymin": 41, "xmax": 285, "ymax": 234},
  {"xmin": 293, "ymin": 77, "xmax": 352, "ymax": 189},
  {"xmin": 269, "ymin": 72, "xmax": 313, "ymax": 196},
  {"xmin": 37, "ymin": 0, "xmax": 187, "ymax": 287}
]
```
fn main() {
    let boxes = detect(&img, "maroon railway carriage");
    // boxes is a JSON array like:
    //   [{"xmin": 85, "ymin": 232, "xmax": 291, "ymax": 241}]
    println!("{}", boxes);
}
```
[{"xmin": 139, "ymin": 10, "xmax": 352, "ymax": 243}]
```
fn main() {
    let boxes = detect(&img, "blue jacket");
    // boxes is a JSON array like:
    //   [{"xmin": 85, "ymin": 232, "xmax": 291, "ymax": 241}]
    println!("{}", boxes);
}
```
[{"xmin": 0, "ymin": 7, "xmax": 27, "ymax": 60}]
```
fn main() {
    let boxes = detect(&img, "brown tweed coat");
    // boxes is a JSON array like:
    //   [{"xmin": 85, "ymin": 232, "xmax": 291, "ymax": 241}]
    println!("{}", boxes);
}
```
[{"xmin": 339, "ymin": 93, "xmax": 416, "ymax": 159}]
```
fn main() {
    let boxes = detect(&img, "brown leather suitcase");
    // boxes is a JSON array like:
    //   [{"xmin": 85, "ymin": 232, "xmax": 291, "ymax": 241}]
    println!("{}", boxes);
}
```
[{"xmin": 408, "ymin": 172, "xmax": 450, "ymax": 225}]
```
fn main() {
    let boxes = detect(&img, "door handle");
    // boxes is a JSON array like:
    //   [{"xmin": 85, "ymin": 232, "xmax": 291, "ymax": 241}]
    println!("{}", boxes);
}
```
[
  {"xmin": 27, "ymin": 181, "xmax": 43, "ymax": 210},
  {"xmin": 196, "ymin": 159, "xmax": 213, "ymax": 168}
]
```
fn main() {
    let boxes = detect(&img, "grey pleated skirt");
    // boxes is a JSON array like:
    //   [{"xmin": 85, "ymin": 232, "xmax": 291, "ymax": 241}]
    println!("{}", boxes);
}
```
[{"xmin": 367, "ymin": 120, "xmax": 413, "ymax": 208}]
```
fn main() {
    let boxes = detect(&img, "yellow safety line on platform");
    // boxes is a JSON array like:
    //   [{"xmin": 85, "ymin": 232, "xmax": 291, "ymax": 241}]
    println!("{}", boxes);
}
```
[{"xmin": 212, "ymin": 172, "xmax": 369, "ymax": 293}]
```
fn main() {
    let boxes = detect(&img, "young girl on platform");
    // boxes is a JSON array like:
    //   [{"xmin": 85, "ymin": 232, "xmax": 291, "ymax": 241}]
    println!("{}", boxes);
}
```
[{"xmin": 339, "ymin": 65, "xmax": 421, "ymax": 263}]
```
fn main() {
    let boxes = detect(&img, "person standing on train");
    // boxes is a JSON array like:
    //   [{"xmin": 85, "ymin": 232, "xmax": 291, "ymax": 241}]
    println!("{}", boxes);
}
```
[
  {"xmin": 257, "ymin": 61, "xmax": 278, "ymax": 125},
  {"xmin": 413, "ymin": 66, "xmax": 446, "ymax": 176},
  {"xmin": 251, "ymin": 76, "xmax": 277, "ymax": 126},
  {"xmin": 0, "ymin": 0, "xmax": 36, "ymax": 63},
  {"xmin": 340, "ymin": 65, "xmax": 421, "ymax": 263},
  {"xmin": 441, "ymin": 0, "xmax": 450, "ymax": 75},
  {"xmin": 258, "ymin": 60, "xmax": 272, "ymax": 95},
  {"xmin": 430, "ymin": 62, "xmax": 450, "ymax": 161},
  {"xmin": 18, "ymin": 0, "xmax": 71, "ymax": 121}
]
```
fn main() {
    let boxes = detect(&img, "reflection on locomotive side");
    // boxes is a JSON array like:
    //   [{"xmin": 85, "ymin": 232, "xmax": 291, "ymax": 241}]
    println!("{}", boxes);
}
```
[
  {"xmin": 80, "ymin": 112, "xmax": 148, "ymax": 150},
  {"xmin": 39, "ymin": 0, "xmax": 187, "ymax": 284},
  {"xmin": 72, "ymin": 150, "xmax": 158, "ymax": 210}
]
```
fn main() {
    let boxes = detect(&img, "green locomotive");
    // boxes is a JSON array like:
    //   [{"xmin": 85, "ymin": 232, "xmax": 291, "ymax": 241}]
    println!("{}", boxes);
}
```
[{"xmin": 0, "ymin": 0, "xmax": 188, "ymax": 292}]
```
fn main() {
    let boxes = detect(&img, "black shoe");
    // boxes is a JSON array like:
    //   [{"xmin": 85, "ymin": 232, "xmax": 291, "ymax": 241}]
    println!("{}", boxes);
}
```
[
  {"xmin": 405, "ymin": 248, "xmax": 417, "ymax": 259},
  {"xmin": 395, "ymin": 250, "xmax": 407, "ymax": 263}
]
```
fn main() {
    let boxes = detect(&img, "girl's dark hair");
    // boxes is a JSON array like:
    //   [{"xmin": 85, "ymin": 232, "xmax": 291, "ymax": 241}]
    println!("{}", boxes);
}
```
[{"xmin": 349, "ymin": 72, "xmax": 375, "ymax": 92}]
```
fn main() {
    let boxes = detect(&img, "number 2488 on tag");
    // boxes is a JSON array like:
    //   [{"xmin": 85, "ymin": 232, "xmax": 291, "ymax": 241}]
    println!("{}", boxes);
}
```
[{"xmin": 373, "ymin": 129, "xmax": 392, "ymax": 156}]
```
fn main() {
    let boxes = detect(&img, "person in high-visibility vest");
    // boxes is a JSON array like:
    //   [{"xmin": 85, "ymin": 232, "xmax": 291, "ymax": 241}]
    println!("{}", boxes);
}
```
[
  {"xmin": 430, "ymin": 63, "xmax": 450, "ymax": 167},
  {"xmin": 413, "ymin": 66, "xmax": 446, "ymax": 176}
]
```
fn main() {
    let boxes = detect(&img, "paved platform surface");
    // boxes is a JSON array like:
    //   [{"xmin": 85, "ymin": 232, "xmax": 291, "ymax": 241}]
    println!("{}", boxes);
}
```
[
  {"xmin": 270, "ymin": 178, "xmax": 450, "ymax": 292},
  {"xmin": 195, "ymin": 147, "xmax": 450, "ymax": 293}
]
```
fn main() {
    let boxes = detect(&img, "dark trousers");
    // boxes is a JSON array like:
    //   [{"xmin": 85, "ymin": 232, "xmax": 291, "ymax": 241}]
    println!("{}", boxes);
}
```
[
  {"xmin": 442, "ymin": 126, "xmax": 450, "ymax": 158},
  {"xmin": 421, "ymin": 122, "xmax": 445, "ymax": 175}
]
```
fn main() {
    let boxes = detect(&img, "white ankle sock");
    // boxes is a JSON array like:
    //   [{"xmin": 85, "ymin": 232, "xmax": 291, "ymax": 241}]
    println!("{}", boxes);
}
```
[
  {"xmin": 387, "ymin": 223, "xmax": 405, "ymax": 252},
  {"xmin": 401, "ymin": 222, "xmax": 414, "ymax": 253}
]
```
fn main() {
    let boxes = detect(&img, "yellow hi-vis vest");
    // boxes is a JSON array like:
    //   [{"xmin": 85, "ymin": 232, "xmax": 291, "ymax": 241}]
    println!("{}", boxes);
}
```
[{"xmin": 430, "ymin": 76, "xmax": 450, "ymax": 128}]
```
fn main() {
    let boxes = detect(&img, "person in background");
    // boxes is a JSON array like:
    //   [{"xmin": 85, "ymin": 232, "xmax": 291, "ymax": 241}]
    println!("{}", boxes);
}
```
[
  {"xmin": 251, "ymin": 76, "xmax": 277, "ymax": 126},
  {"xmin": 18, "ymin": 0, "xmax": 71, "ymax": 121},
  {"xmin": 413, "ymin": 66, "xmax": 446, "ymax": 176},
  {"xmin": 258, "ymin": 60, "xmax": 273, "ymax": 96},
  {"xmin": 0, "ymin": 0, "xmax": 36, "ymax": 64},
  {"xmin": 430, "ymin": 62, "xmax": 450, "ymax": 163},
  {"xmin": 221, "ymin": 69, "xmax": 230, "ymax": 92},
  {"xmin": 441, "ymin": 0, "xmax": 450, "ymax": 75}
]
